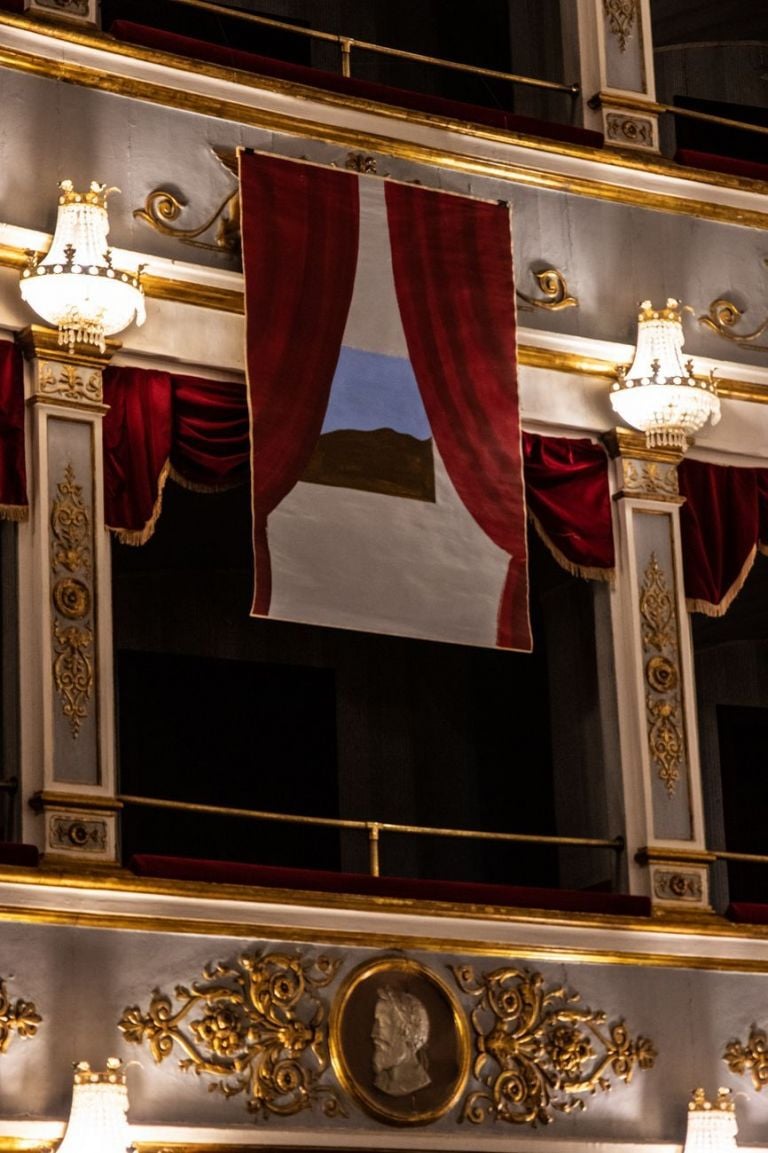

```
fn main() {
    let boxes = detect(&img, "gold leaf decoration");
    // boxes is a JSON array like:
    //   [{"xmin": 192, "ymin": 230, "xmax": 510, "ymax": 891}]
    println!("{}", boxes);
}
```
[
  {"xmin": 0, "ymin": 977, "xmax": 42, "ymax": 1053},
  {"xmin": 452, "ymin": 964, "xmax": 655, "ymax": 1126},
  {"xmin": 39, "ymin": 363, "xmax": 102, "ymax": 404},
  {"xmin": 119, "ymin": 950, "xmax": 346, "ymax": 1119},
  {"xmin": 603, "ymin": 0, "xmax": 637, "ymax": 52},
  {"xmin": 51, "ymin": 463, "xmax": 90, "ymax": 575},
  {"xmin": 724, "ymin": 1025, "xmax": 768, "ymax": 1091},
  {"xmin": 50, "ymin": 464, "xmax": 94, "ymax": 738},
  {"xmin": 639, "ymin": 553, "xmax": 685, "ymax": 796}
]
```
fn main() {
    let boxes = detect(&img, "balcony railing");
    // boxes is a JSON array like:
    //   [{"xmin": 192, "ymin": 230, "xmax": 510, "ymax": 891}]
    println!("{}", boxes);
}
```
[
  {"xmin": 118, "ymin": 792, "xmax": 623, "ymax": 878},
  {"xmin": 160, "ymin": 0, "xmax": 579, "ymax": 95}
]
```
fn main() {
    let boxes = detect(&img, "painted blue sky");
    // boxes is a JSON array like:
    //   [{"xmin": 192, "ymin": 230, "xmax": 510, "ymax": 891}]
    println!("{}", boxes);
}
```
[{"xmin": 321, "ymin": 347, "xmax": 431, "ymax": 440}]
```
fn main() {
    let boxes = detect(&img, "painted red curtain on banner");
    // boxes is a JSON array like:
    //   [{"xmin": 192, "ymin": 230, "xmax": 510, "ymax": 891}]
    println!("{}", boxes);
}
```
[
  {"xmin": 239, "ymin": 151, "xmax": 359, "ymax": 615},
  {"xmin": 385, "ymin": 182, "xmax": 530, "ymax": 649}
]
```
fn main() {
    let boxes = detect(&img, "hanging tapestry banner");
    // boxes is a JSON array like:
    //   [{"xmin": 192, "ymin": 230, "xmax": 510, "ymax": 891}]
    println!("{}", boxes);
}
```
[{"xmin": 239, "ymin": 150, "xmax": 531, "ymax": 651}]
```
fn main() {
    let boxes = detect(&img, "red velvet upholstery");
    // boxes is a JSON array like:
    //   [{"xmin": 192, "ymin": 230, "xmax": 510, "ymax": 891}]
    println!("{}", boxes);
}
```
[
  {"xmin": 726, "ymin": 903, "xmax": 768, "ymax": 924},
  {"xmin": 130, "ymin": 854, "xmax": 650, "ymax": 917},
  {"xmin": 109, "ymin": 21, "xmax": 603, "ymax": 150},
  {"xmin": 675, "ymin": 149, "xmax": 768, "ymax": 183},
  {"xmin": 0, "ymin": 843, "xmax": 39, "ymax": 867}
]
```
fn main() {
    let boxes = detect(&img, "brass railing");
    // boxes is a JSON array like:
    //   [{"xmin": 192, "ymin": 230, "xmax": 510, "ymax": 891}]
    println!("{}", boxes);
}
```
[
  {"xmin": 118, "ymin": 793, "xmax": 623, "ymax": 878},
  {"xmin": 160, "ymin": 0, "xmax": 579, "ymax": 95}
]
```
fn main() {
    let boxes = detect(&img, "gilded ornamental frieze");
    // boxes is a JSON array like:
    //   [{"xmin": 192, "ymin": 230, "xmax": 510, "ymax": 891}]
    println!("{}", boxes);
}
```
[
  {"xmin": 119, "ymin": 949, "xmax": 346, "ymax": 1119},
  {"xmin": 452, "ymin": 963, "xmax": 656, "ymax": 1127},
  {"xmin": 640, "ymin": 552, "xmax": 685, "ymax": 798},
  {"xmin": 120, "ymin": 949, "xmax": 655, "ymax": 1128}
]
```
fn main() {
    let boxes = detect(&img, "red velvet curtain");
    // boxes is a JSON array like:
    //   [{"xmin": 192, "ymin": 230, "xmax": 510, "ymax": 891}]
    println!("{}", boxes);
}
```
[
  {"xmin": 678, "ymin": 459, "xmax": 767, "ymax": 615},
  {"xmin": 103, "ymin": 368, "xmax": 249, "ymax": 542},
  {"xmin": 385, "ymin": 182, "xmax": 530, "ymax": 650},
  {"xmin": 0, "ymin": 340, "xmax": 27, "ymax": 519},
  {"xmin": 239, "ymin": 151, "xmax": 359, "ymax": 615},
  {"xmin": 523, "ymin": 433, "xmax": 614, "ymax": 577},
  {"xmin": 103, "ymin": 367, "xmax": 172, "ymax": 541}
]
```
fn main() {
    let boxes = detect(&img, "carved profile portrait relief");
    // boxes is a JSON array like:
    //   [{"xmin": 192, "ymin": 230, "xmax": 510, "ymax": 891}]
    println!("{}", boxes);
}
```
[
  {"xmin": 330, "ymin": 956, "xmax": 470, "ymax": 1125},
  {"xmin": 371, "ymin": 985, "xmax": 431, "ymax": 1097}
]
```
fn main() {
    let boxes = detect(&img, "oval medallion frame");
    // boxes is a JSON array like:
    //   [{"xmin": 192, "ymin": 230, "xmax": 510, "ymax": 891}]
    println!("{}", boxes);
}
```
[{"xmin": 329, "ymin": 956, "xmax": 470, "ymax": 1126}]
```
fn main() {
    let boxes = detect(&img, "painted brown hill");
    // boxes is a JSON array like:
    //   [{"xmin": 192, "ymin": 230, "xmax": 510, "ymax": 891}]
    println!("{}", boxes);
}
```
[{"xmin": 302, "ymin": 428, "xmax": 435, "ymax": 502}]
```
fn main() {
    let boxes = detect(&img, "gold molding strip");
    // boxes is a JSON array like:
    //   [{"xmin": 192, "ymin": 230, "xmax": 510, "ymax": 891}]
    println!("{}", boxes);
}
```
[
  {"xmin": 2, "ymin": 21, "xmax": 768, "ymax": 228},
  {"xmin": 140, "ymin": 272, "xmax": 244, "ymax": 313},
  {"xmin": 1, "ymin": 898, "xmax": 768, "ymax": 973}
]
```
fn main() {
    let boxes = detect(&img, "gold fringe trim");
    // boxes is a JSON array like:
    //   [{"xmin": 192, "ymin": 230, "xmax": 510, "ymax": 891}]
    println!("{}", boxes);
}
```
[
  {"xmin": 528, "ymin": 510, "xmax": 614, "ymax": 584},
  {"xmin": 108, "ymin": 459, "xmax": 171, "ymax": 547},
  {"xmin": 686, "ymin": 543, "xmax": 757, "ymax": 618},
  {"xmin": 167, "ymin": 463, "xmax": 243, "ymax": 495},
  {"xmin": 0, "ymin": 503, "xmax": 28, "ymax": 523}
]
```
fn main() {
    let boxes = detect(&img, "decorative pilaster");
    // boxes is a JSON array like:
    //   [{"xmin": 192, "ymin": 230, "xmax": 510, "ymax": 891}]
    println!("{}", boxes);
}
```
[
  {"xmin": 566, "ymin": 0, "xmax": 659, "ymax": 151},
  {"xmin": 23, "ymin": 0, "xmax": 98, "ymax": 27},
  {"xmin": 605, "ymin": 430, "xmax": 711, "ymax": 912},
  {"xmin": 17, "ymin": 327, "xmax": 118, "ymax": 864}
]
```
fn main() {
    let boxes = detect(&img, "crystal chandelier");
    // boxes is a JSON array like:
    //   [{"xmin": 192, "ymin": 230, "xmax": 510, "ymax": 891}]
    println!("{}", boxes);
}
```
[
  {"xmin": 57, "ymin": 1059, "xmax": 132, "ymax": 1153},
  {"xmin": 610, "ymin": 299, "xmax": 720, "ymax": 451},
  {"xmin": 682, "ymin": 1088, "xmax": 738, "ymax": 1153},
  {"xmin": 20, "ymin": 181, "xmax": 146, "ymax": 355}
]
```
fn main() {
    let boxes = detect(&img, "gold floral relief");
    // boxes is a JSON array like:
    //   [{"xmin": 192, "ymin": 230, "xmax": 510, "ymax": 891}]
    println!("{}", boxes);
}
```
[
  {"xmin": 639, "ymin": 553, "xmax": 685, "ymax": 797},
  {"xmin": 622, "ymin": 460, "xmax": 679, "ymax": 498},
  {"xmin": 50, "ymin": 464, "xmax": 94, "ymax": 738},
  {"xmin": 724, "ymin": 1025, "xmax": 768, "ymax": 1091},
  {"xmin": 119, "ymin": 949, "xmax": 346, "ymax": 1119},
  {"xmin": 603, "ymin": 0, "xmax": 637, "ymax": 52},
  {"xmin": 39, "ymin": 363, "xmax": 102, "ymax": 404},
  {"xmin": 0, "ymin": 978, "xmax": 42, "ymax": 1053},
  {"xmin": 452, "ymin": 964, "xmax": 655, "ymax": 1126}
]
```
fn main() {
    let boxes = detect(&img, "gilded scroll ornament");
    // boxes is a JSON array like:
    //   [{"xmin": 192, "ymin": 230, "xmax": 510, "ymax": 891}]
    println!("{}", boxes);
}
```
[
  {"xmin": 724, "ymin": 1025, "xmax": 768, "ymax": 1090},
  {"xmin": 603, "ymin": 0, "xmax": 637, "ymax": 52},
  {"xmin": 134, "ymin": 187, "xmax": 241, "ymax": 254},
  {"xmin": 605, "ymin": 114, "xmax": 653, "ymax": 148},
  {"xmin": 119, "ymin": 950, "xmax": 345, "ymax": 1119},
  {"xmin": 50, "ymin": 464, "xmax": 94, "ymax": 737},
  {"xmin": 0, "ymin": 978, "xmax": 42, "ymax": 1052},
  {"xmin": 640, "ymin": 553, "xmax": 685, "ymax": 797},
  {"xmin": 653, "ymin": 870, "xmax": 702, "ymax": 902},
  {"xmin": 39, "ymin": 363, "xmax": 102, "ymax": 404},
  {"xmin": 52, "ymin": 620, "xmax": 94, "ymax": 737},
  {"xmin": 622, "ymin": 460, "xmax": 679, "ymax": 497},
  {"xmin": 51, "ymin": 464, "xmax": 91, "ymax": 575},
  {"xmin": 516, "ymin": 268, "xmax": 578, "ymax": 312},
  {"xmin": 699, "ymin": 298, "xmax": 768, "ymax": 351},
  {"xmin": 452, "ymin": 964, "xmax": 655, "ymax": 1126}
]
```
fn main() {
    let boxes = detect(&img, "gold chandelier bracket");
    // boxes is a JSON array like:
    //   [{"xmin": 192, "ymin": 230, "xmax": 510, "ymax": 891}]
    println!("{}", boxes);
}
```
[
  {"xmin": 699, "ymin": 297, "xmax": 768, "ymax": 350},
  {"xmin": 134, "ymin": 186, "xmax": 241, "ymax": 254},
  {"xmin": 516, "ymin": 267, "xmax": 578, "ymax": 312}
]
